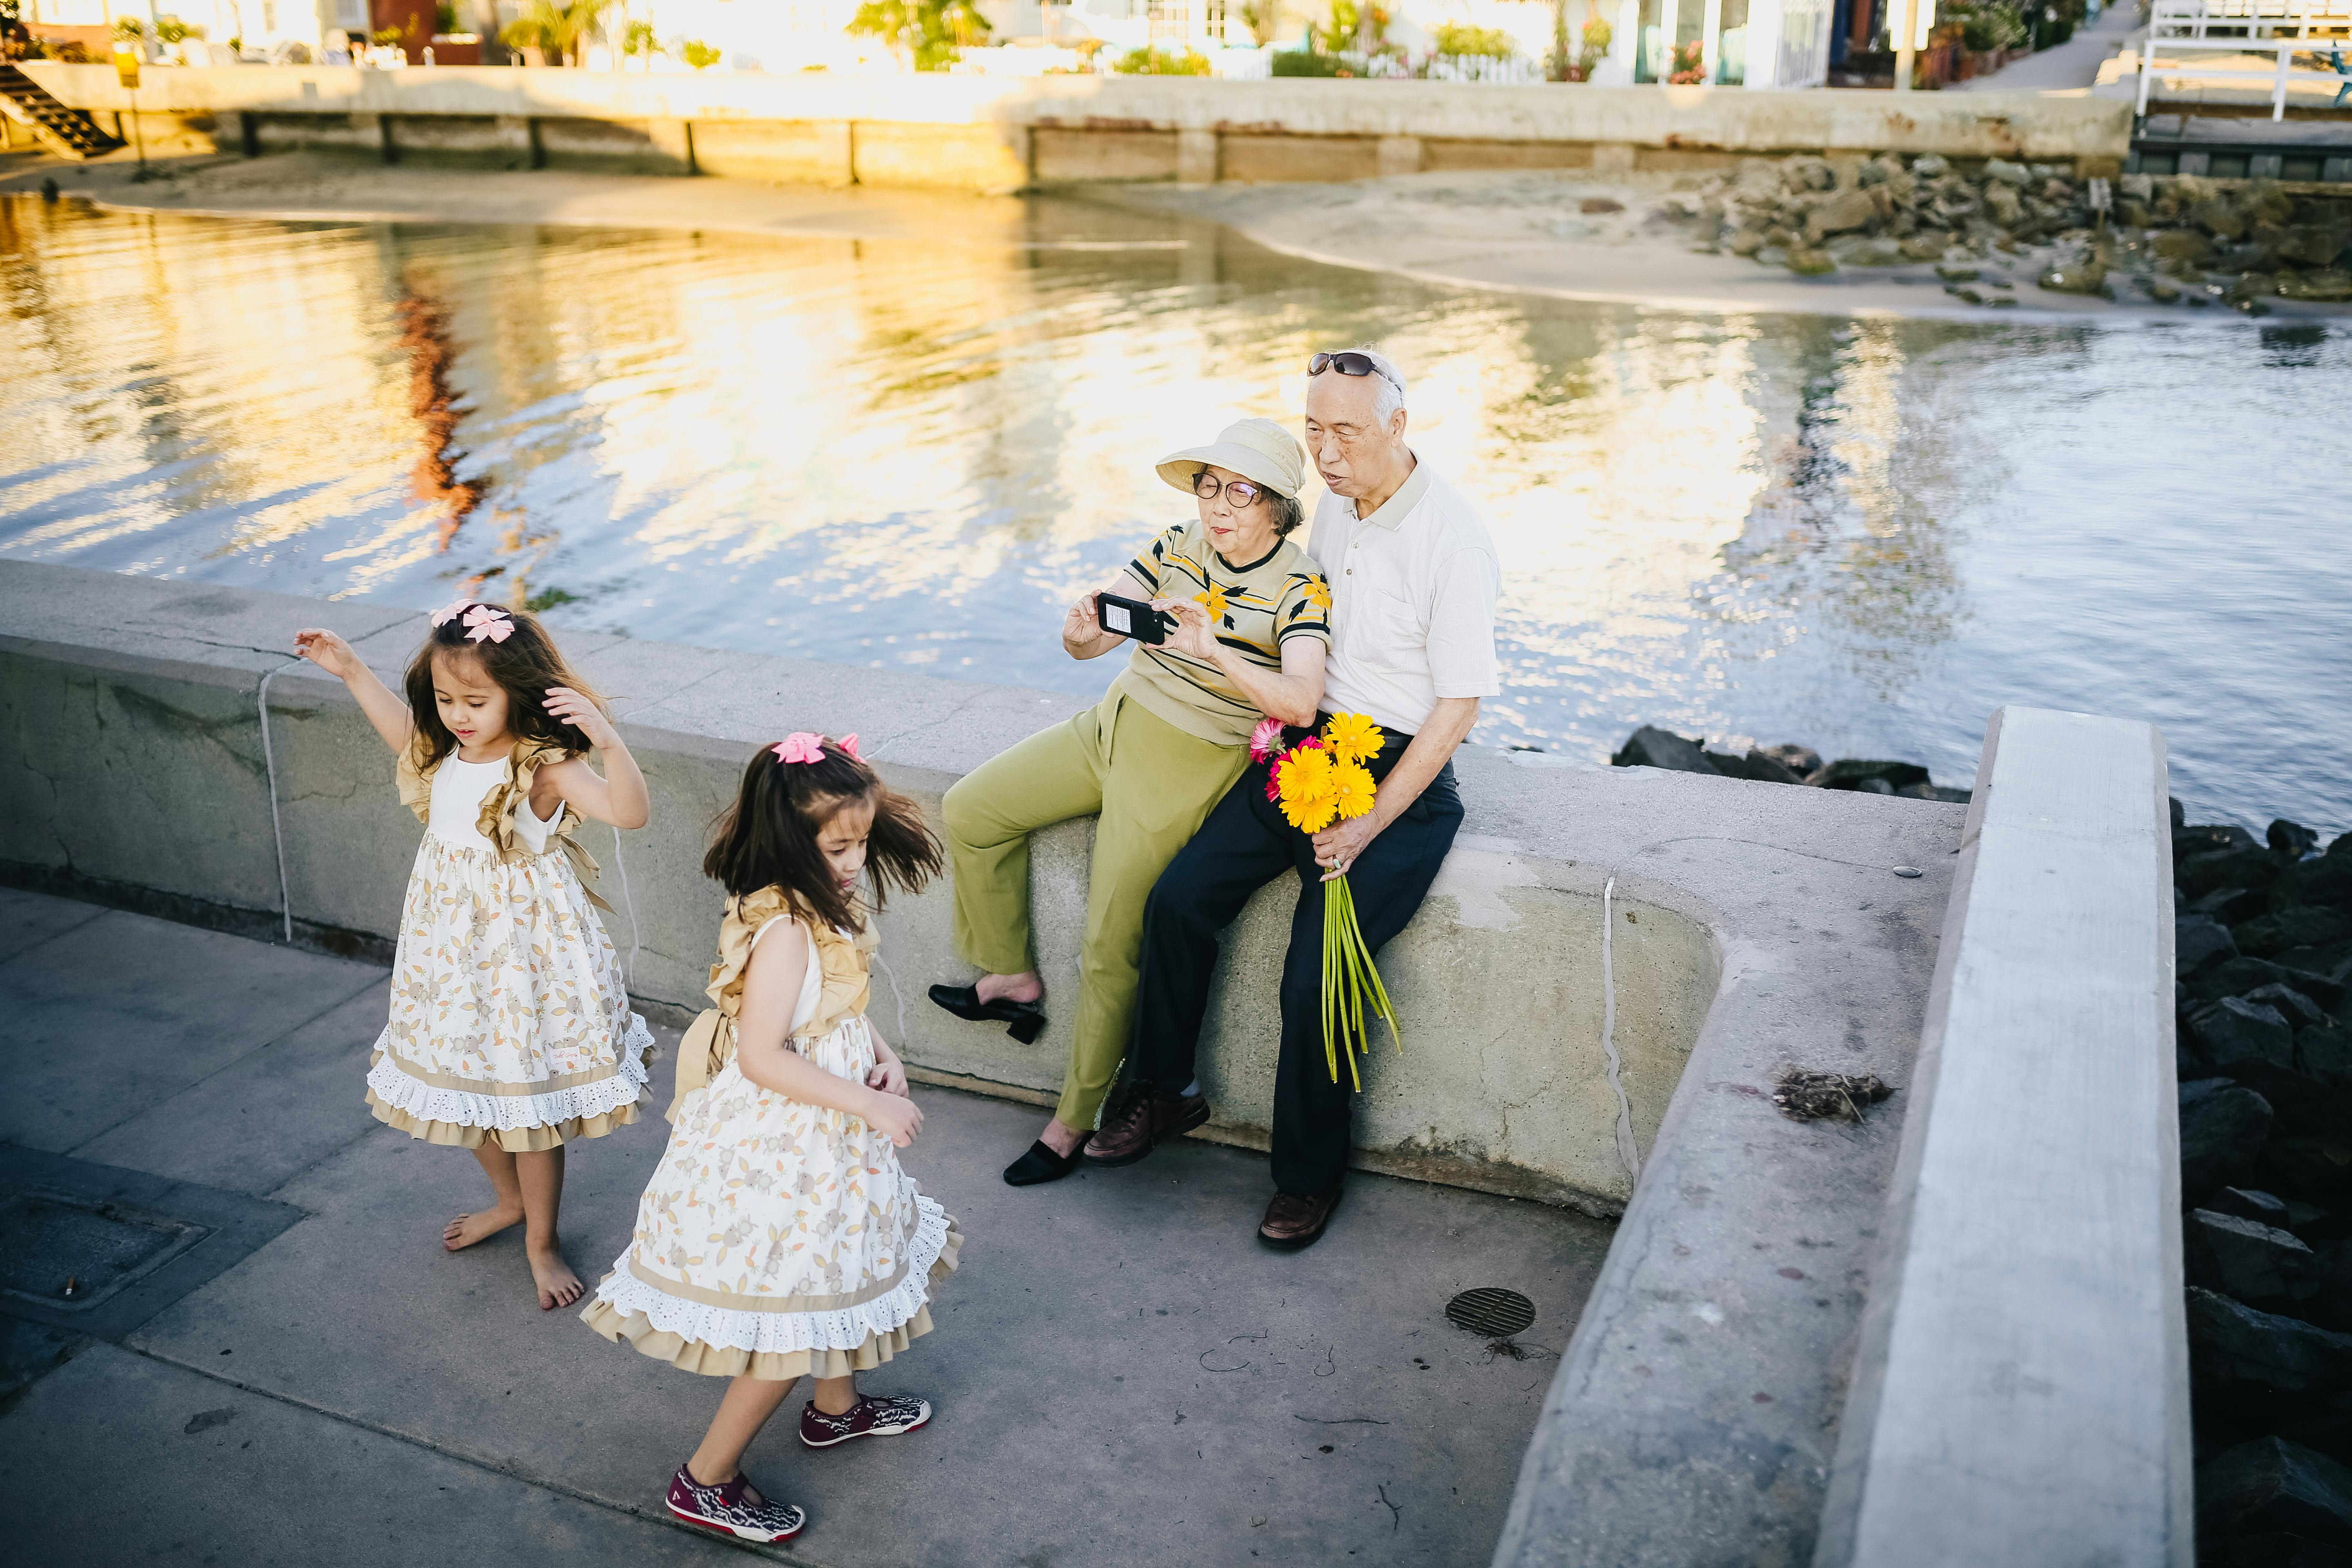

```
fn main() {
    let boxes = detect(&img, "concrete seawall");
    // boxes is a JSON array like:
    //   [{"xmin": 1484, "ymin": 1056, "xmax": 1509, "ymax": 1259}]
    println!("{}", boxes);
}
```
[
  {"xmin": 0, "ymin": 559, "xmax": 2187, "ymax": 1562},
  {"xmin": 22, "ymin": 64, "xmax": 2131, "ymax": 191}
]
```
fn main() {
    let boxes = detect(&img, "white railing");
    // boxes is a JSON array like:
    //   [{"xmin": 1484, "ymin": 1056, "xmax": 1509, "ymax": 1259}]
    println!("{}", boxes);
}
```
[
  {"xmin": 2149, "ymin": 0, "xmax": 2352, "ymax": 38},
  {"xmin": 2137, "ymin": 0, "xmax": 2352, "ymax": 117}
]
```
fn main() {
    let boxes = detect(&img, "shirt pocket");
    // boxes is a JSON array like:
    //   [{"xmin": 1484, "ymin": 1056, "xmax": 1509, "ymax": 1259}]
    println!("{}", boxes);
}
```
[{"xmin": 1349, "ymin": 585, "xmax": 1425, "ymax": 672}]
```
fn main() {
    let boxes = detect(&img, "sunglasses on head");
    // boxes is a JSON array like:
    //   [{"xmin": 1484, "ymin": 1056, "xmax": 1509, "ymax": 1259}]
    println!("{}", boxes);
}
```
[{"xmin": 1309, "ymin": 350, "xmax": 1400, "ymax": 388}]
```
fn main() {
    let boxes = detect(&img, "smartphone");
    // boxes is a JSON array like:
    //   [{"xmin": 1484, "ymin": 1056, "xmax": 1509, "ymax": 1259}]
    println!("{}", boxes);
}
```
[{"xmin": 1096, "ymin": 592, "xmax": 1175, "ymax": 646}]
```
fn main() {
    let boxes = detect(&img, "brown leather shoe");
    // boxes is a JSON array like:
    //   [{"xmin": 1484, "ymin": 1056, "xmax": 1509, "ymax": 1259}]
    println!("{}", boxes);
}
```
[
  {"xmin": 1258, "ymin": 1188, "xmax": 1342, "ymax": 1250},
  {"xmin": 1084, "ymin": 1089, "xmax": 1210, "ymax": 1168}
]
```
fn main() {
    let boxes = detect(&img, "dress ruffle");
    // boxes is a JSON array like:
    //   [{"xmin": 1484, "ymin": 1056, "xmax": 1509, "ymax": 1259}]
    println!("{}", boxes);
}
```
[
  {"xmin": 581, "ymin": 1199, "xmax": 962, "ymax": 1380},
  {"xmin": 364, "ymin": 1013, "xmax": 653, "ymax": 1150}
]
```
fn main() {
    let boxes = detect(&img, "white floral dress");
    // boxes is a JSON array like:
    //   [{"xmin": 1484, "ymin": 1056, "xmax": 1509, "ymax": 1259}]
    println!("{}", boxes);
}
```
[
  {"xmin": 363, "ymin": 739, "xmax": 652, "ymax": 1152},
  {"xmin": 581, "ymin": 888, "xmax": 961, "ymax": 1380}
]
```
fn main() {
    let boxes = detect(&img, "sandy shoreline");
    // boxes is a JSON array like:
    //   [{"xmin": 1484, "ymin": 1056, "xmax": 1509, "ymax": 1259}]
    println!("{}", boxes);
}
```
[{"xmin": 4, "ymin": 148, "xmax": 2326, "ymax": 322}]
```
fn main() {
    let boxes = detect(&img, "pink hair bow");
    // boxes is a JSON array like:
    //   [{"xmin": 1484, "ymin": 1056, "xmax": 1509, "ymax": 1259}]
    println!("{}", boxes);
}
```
[
  {"xmin": 461, "ymin": 604, "xmax": 514, "ymax": 645},
  {"xmin": 430, "ymin": 599, "xmax": 471, "ymax": 627},
  {"xmin": 771, "ymin": 733, "xmax": 826, "ymax": 765},
  {"xmin": 769, "ymin": 732, "xmax": 862, "ymax": 766}
]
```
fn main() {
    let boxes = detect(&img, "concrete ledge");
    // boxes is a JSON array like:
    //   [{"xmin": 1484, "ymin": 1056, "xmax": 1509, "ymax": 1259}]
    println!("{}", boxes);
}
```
[
  {"xmin": 1808, "ymin": 706, "xmax": 2190, "ymax": 1567},
  {"xmin": 21, "ymin": 65, "xmax": 2130, "ymax": 192},
  {"xmin": 1, "ymin": 559, "xmax": 1977, "ymax": 1559}
]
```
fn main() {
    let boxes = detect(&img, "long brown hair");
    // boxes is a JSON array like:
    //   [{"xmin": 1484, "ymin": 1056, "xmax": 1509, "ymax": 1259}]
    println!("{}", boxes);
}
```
[
  {"xmin": 703, "ymin": 739, "xmax": 942, "ymax": 933},
  {"xmin": 402, "ymin": 602, "xmax": 605, "ymax": 770}
]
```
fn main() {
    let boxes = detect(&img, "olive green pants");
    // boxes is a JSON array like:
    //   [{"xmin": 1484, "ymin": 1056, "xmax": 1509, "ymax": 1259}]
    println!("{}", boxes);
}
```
[{"xmin": 942, "ymin": 690, "xmax": 1250, "ymax": 1130}]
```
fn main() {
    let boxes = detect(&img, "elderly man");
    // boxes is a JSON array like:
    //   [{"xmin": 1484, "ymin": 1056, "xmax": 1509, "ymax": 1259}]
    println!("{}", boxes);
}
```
[{"xmin": 1086, "ymin": 347, "xmax": 1502, "ymax": 1250}]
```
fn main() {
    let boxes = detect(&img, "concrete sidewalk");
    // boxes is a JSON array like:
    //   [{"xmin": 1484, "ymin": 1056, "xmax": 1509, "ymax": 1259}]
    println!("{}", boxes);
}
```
[
  {"xmin": 1955, "ymin": 2, "xmax": 2141, "ymax": 93},
  {"xmin": 0, "ymin": 887, "xmax": 1612, "ymax": 1567}
]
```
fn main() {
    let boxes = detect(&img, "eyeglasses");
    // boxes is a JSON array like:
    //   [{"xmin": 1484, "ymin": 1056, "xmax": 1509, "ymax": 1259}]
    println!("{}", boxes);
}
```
[
  {"xmin": 1193, "ymin": 470, "xmax": 1266, "ymax": 507},
  {"xmin": 1309, "ymin": 350, "xmax": 1402, "ymax": 390}
]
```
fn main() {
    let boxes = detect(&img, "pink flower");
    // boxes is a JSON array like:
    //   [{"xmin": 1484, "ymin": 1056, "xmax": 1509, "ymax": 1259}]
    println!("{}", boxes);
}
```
[
  {"xmin": 1248, "ymin": 716, "xmax": 1285, "ymax": 765},
  {"xmin": 771, "ymin": 732, "xmax": 826, "ymax": 766}
]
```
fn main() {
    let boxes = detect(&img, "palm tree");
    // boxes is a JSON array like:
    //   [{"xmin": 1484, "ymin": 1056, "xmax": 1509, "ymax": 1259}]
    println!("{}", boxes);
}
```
[{"xmin": 499, "ymin": 0, "xmax": 613, "ymax": 65}]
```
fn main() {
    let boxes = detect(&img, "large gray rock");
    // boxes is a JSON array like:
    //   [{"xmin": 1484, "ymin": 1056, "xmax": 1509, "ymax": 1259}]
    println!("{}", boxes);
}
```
[
  {"xmin": 2189, "ymin": 958, "xmax": 2347, "ymax": 1018},
  {"xmin": 2238, "ymin": 904, "xmax": 2352, "ymax": 959},
  {"xmin": 2197, "ymin": 1436, "xmax": 2352, "ymax": 1552},
  {"xmin": 2303, "ymin": 1026, "xmax": 2352, "ymax": 1088},
  {"xmin": 2210, "ymin": 1187, "xmax": 2293, "ymax": 1228},
  {"xmin": 2180, "ymin": 844, "xmax": 2286, "ymax": 899},
  {"xmin": 1608, "ymin": 726, "xmax": 1719, "ymax": 775},
  {"xmin": 1811, "ymin": 758, "xmax": 1931, "ymax": 793},
  {"xmin": 2178, "ymin": 914, "xmax": 2241, "ymax": 977},
  {"xmin": 2250, "ymin": 983, "xmax": 2332, "ymax": 1030},
  {"xmin": 2190, "ymin": 997, "xmax": 2296, "ymax": 1071},
  {"xmin": 2187, "ymin": 1287, "xmax": 2352, "ymax": 1397},
  {"xmin": 2186, "ymin": 1207, "xmax": 2319, "ymax": 1310},
  {"xmin": 1805, "ymin": 187, "xmax": 1877, "ymax": 242},
  {"xmin": 2181, "ymin": 1080, "xmax": 2276, "ymax": 1200}
]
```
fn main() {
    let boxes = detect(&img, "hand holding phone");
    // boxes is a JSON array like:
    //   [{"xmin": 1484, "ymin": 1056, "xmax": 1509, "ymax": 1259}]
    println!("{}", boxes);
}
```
[{"xmin": 1095, "ymin": 592, "xmax": 1175, "ymax": 646}]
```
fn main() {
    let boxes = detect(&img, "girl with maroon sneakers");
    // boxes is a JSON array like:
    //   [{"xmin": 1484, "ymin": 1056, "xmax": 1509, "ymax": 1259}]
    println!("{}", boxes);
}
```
[{"xmin": 580, "ymin": 735, "xmax": 962, "ymax": 1546}]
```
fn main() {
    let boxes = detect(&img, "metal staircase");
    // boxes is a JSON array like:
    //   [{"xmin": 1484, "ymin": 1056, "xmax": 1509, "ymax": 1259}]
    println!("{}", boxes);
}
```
[{"xmin": 0, "ymin": 65, "xmax": 126, "ymax": 160}]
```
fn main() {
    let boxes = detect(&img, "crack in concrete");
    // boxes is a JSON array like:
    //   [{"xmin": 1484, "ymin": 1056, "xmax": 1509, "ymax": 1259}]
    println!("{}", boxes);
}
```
[
  {"xmin": 118, "ymin": 1341, "xmax": 846, "ymax": 1566},
  {"xmin": 1600, "ymin": 876, "xmax": 1642, "ymax": 1188}
]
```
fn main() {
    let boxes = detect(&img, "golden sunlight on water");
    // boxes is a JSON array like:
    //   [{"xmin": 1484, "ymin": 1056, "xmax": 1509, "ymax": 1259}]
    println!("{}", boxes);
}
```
[{"xmin": 2, "ymin": 195, "xmax": 2345, "ymax": 831}]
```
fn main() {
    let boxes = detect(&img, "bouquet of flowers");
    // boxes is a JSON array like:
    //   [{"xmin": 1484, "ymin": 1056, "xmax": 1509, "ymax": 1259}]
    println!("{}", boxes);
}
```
[{"xmin": 1252, "ymin": 713, "xmax": 1402, "ymax": 1089}]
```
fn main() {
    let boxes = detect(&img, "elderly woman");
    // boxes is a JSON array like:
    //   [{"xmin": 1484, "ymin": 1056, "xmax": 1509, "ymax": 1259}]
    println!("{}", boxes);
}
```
[{"xmin": 929, "ymin": 418, "xmax": 1333, "ymax": 1186}]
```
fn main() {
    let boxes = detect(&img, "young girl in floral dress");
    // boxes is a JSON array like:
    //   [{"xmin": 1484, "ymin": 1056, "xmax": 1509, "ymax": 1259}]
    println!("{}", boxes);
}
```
[
  {"xmin": 293, "ymin": 601, "xmax": 653, "ymax": 1311},
  {"xmin": 580, "ymin": 735, "xmax": 959, "ymax": 1546}
]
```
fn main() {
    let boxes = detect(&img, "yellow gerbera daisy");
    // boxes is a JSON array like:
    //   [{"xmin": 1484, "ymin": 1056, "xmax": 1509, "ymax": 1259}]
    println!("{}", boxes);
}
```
[
  {"xmin": 1278, "ymin": 744, "xmax": 1334, "ymax": 802},
  {"xmin": 1330, "ymin": 762, "xmax": 1377, "ymax": 821},
  {"xmin": 1281, "ymin": 791, "xmax": 1339, "ymax": 834},
  {"xmin": 1322, "ymin": 712, "xmax": 1383, "ymax": 767}
]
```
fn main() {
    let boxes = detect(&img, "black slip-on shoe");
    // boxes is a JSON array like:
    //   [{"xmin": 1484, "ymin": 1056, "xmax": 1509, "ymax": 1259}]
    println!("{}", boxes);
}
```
[
  {"xmin": 1002, "ymin": 1138, "xmax": 1089, "ymax": 1187},
  {"xmin": 929, "ymin": 983, "xmax": 1047, "ymax": 1045}
]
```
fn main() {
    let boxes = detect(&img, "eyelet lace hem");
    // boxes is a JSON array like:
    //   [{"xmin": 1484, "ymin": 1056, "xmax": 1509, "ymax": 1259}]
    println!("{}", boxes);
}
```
[
  {"xmin": 587, "ymin": 1195, "xmax": 956, "ymax": 1354},
  {"xmin": 365, "ymin": 1013, "xmax": 653, "ymax": 1131}
]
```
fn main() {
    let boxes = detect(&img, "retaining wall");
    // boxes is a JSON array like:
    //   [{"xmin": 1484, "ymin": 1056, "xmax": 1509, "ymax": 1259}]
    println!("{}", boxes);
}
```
[
  {"xmin": 22, "ymin": 64, "xmax": 2132, "ymax": 191},
  {"xmin": 0, "ymin": 560, "xmax": 2181, "ymax": 1561}
]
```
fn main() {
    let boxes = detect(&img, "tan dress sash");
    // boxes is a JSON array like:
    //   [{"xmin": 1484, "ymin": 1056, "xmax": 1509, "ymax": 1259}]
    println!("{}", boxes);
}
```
[{"xmin": 667, "ymin": 887, "xmax": 878, "ymax": 1123}]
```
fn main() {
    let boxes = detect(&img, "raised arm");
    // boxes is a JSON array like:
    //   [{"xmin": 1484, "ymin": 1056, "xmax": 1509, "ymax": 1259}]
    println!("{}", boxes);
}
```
[
  {"xmin": 534, "ymin": 689, "xmax": 650, "ymax": 829},
  {"xmin": 292, "ymin": 629, "xmax": 413, "ymax": 754},
  {"xmin": 733, "ymin": 920, "xmax": 923, "ymax": 1147}
]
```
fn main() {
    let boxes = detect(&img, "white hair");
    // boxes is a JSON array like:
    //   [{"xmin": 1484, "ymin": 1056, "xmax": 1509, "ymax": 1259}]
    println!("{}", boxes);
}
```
[{"xmin": 1348, "ymin": 345, "xmax": 1409, "ymax": 424}]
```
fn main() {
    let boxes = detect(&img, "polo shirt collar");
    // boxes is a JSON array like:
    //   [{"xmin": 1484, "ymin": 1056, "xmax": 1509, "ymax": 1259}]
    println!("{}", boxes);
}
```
[{"xmin": 1352, "ymin": 455, "xmax": 1429, "ymax": 532}]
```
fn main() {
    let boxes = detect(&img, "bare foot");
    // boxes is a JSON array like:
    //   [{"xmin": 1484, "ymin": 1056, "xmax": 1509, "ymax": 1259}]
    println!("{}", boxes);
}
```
[
  {"xmin": 528, "ymin": 1245, "xmax": 584, "ymax": 1311},
  {"xmin": 1037, "ymin": 1117, "xmax": 1086, "ymax": 1158},
  {"xmin": 974, "ymin": 971, "xmax": 1042, "ymax": 1006},
  {"xmin": 443, "ymin": 1206, "xmax": 523, "ymax": 1251}
]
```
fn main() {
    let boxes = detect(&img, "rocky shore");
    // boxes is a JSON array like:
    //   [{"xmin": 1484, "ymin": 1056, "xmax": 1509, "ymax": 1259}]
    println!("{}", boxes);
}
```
[
  {"xmin": 1666, "ymin": 155, "xmax": 2352, "ymax": 314},
  {"xmin": 1606, "ymin": 724, "xmax": 1971, "ymax": 800},
  {"xmin": 2174, "ymin": 809, "xmax": 2352, "ymax": 1562},
  {"xmin": 1618, "ymin": 724, "xmax": 2352, "ymax": 1559}
]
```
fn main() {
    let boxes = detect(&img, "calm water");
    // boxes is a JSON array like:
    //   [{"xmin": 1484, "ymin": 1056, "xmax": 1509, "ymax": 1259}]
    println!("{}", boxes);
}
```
[{"xmin": 4, "ymin": 194, "xmax": 2345, "ymax": 833}]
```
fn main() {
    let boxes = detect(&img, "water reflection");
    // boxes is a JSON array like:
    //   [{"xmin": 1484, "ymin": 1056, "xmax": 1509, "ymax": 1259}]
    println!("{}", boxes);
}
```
[{"xmin": 1, "ymin": 194, "xmax": 2344, "ymax": 832}]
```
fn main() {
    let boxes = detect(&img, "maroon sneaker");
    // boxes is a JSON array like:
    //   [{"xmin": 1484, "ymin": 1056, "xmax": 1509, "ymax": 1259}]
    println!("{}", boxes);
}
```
[
  {"xmin": 800, "ymin": 1392, "xmax": 932, "ymax": 1448},
  {"xmin": 666, "ymin": 1463, "xmax": 806, "ymax": 1542},
  {"xmin": 1085, "ymin": 1089, "xmax": 1211, "ymax": 1168}
]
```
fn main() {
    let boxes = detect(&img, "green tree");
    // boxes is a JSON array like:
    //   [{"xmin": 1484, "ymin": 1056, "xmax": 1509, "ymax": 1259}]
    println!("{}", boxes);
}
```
[
  {"xmin": 676, "ymin": 36, "xmax": 719, "ymax": 68},
  {"xmin": 848, "ymin": 0, "xmax": 990, "ymax": 70},
  {"xmin": 1236, "ymin": 0, "xmax": 1283, "ymax": 45},
  {"xmin": 1114, "ymin": 42, "xmax": 1210, "ymax": 72},
  {"xmin": 499, "ymin": 0, "xmax": 613, "ymax": 65}
]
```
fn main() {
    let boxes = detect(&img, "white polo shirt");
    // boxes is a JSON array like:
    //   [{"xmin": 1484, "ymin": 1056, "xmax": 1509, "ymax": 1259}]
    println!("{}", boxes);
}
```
[{"xmin": 1309, "ymin": 457, "xmax": 1501, "ymax": 739}]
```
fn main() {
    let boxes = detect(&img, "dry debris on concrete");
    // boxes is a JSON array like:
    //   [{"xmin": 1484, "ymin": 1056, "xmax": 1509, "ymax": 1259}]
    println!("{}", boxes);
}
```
[{"xmin": 1771, "ymin": 1068, "xmax": 1895, "ymax": 1123}]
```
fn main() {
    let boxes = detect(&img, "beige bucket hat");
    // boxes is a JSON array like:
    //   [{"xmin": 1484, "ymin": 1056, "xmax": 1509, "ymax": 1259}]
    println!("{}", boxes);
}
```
[{"xmin": 1155, "ymin": 417, "xmax": 1307, "ymax": 501}]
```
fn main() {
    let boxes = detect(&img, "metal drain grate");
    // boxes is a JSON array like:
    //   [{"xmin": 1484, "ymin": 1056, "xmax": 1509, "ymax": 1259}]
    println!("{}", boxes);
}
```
[
  {"xmin": 0, "ymin": 1192, "xmax": 208, "ymax": 1312},
  {"xmin": 1445, "ymin": 1287, "xmax": 1536, "ymax": 1338}
]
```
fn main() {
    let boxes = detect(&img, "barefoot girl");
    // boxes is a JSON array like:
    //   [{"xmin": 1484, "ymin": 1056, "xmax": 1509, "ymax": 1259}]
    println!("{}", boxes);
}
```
[
  {"xmin": 581, "ymin": 735, "xmax": 959, "ymax": 1546},
  {"xmin": 294, "ymin": 600, "xmax": 653, "ymax": 1310}
]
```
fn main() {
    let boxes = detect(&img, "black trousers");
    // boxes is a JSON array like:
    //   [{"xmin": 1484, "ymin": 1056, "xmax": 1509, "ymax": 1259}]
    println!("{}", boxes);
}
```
[{"xmin": 1131, "ymin": 723, "xmax": 1464, "ymax": 1197}]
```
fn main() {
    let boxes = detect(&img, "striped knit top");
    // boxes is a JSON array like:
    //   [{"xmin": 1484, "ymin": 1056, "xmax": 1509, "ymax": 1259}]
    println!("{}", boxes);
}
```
[{"xmin": 1111, "ymin": 519, "xmax": 1332, "ymax": 746}]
